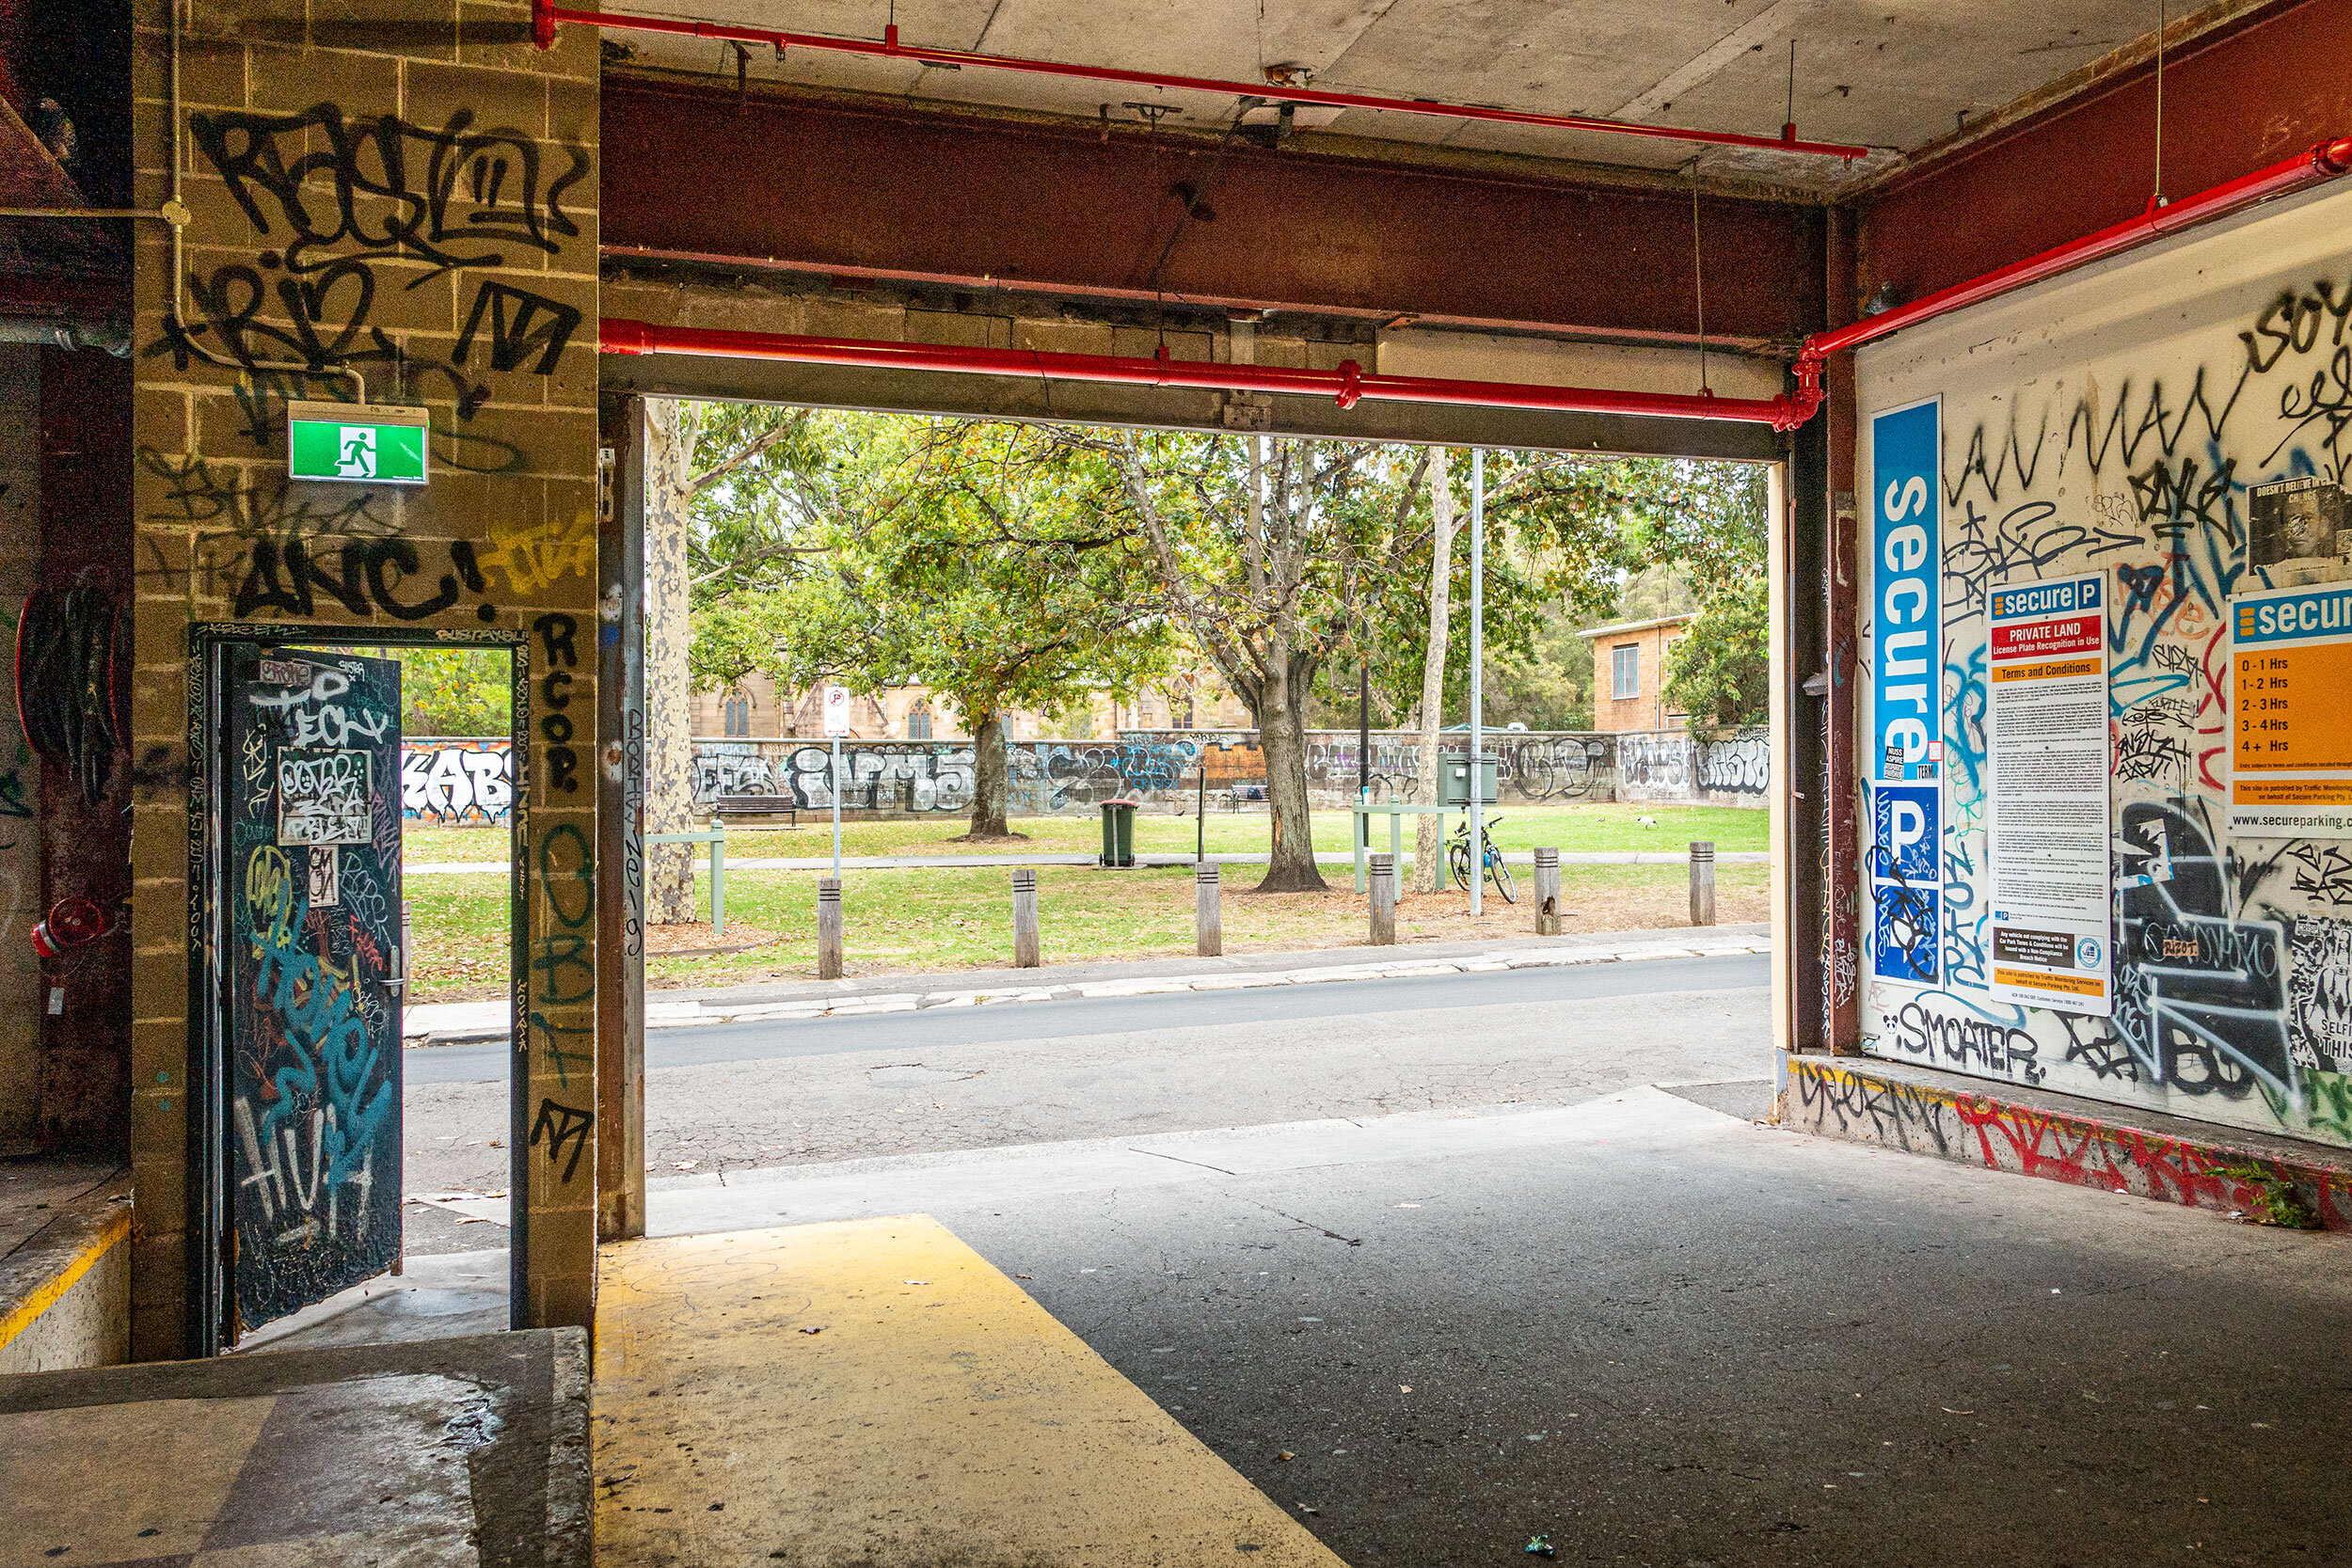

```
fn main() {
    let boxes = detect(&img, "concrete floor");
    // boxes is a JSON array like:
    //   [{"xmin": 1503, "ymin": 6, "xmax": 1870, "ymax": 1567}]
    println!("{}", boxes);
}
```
[
  {"xmin": 0, "ymin": 1329, "xmax": 589, "ymax": 1568},
  {"xmin": 933, "ymin": 1092, "xmax": 2349, "ymax": 1568},
  {"xmin": 375, "ymin": 959, "xmax": 2352, "ymax": 1563}
]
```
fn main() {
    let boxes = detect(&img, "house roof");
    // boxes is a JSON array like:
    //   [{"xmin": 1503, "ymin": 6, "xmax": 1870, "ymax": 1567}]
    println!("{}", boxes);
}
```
[{"xmin": 1575, "ymin": 612, "xmax": 1698, "ymax": 641}]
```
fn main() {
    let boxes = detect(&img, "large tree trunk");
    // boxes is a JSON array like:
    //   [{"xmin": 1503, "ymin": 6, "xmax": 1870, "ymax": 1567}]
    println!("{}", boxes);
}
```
[
  {"xmin": 1412, "ymin": 448, "xmax": 1456, "ymax": 894},
  {"xmin": 1254, "ymin": 657, "xmax": 1325, "ymax": 892},
  {"xmin": 644, "ymin": 398, "xmax": 701, "ymax": 924},
  {"xmin": 966, "ymin": 710, "xmax": 1011, "ymax": 838}
]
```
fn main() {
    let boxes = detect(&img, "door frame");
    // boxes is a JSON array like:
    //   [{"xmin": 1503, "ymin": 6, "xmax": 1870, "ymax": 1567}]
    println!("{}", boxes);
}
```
[{"xmin": 185, "ymin": 623, "xmax": 533, "ymax": 1354}]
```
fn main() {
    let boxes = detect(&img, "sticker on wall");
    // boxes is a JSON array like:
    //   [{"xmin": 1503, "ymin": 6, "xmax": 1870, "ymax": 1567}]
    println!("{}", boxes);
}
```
[
  {"xmin": 2247, "ymin": 476, "xmax": 2349, "ymax": 590},
  {"xmin": 278, "ymin": 749, "xmax": 373, "ymax": 847},
  {"xmin": 1986, "ymin": 572, "xmax": 2112, "ymax": 1015},
  {"xmin": 2229, "ymin": 578, "xmax": 2352, "ymax": 837},
  {"xmin": 1869, "ymin": 397, "xmax": 1940, "ymax": 782},
  {"xmin": 307, "ymin": 846, "xmax": 342, "ymax": 909},
  {"xmin": 1870, "ymin": 780, "xmax": 1941, "ymax": 986}
]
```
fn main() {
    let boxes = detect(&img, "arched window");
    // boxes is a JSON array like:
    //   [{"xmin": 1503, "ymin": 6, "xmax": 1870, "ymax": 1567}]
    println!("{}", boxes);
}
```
[
  {"xmin": 723, "ymin": 691, "xmax": 751, "ymax": 736},
  {"xmin": 908, "ymin": 702, "xmax": 933, "ymax": 740}
]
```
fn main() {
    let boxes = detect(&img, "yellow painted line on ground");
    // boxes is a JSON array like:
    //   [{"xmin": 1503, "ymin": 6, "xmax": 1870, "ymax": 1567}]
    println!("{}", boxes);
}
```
[
  {"xmin": 595, "ymin": 1214, "xmax": 1347, "ymax": 1567},
  {"xmin": 0, "ymin": 1208, "xmax": 129, "ymax": 1353}
]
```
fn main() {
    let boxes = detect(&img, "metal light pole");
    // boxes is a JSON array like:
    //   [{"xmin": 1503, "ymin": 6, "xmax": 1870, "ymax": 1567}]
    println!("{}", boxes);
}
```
[{"xmin": 1469, "ymin": 448, "xmax": 1485, "ymax": 916}]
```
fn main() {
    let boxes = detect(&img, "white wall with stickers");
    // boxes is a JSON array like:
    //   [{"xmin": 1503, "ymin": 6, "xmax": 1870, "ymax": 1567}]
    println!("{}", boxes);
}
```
[{"xmin": 1855, "ymin": 177, "xmax": 2352, "ymax": 1149}]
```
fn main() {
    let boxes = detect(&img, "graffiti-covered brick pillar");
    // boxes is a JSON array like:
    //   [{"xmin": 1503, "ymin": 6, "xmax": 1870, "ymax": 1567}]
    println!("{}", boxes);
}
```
[{"xmin": 128, "ymin": 0, "xmax": 600, "ymax": 1356}]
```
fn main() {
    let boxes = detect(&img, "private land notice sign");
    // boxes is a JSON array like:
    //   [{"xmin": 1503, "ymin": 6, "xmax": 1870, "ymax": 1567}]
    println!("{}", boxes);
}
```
[
  {"xmin": 1986, "ymin": 573, "xmax": 2113, "ymax": 1016},
  {"xmin": 2230, "ymin": 581, "xmax": 2352, "ymax": 837}
]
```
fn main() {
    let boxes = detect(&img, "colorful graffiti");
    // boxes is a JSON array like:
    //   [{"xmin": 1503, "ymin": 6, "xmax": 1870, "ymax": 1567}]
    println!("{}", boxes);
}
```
[
  {"xmin": 677, "ymin": 728, "xmax": 1763, "ymax": 816},
  {"xmin": 1857, "ymin": 197, "xmax": 2352, "ymax": 1149},
  {"xmin": 402, "ymin": 737, "xmax": 512, "ymax": 823}
]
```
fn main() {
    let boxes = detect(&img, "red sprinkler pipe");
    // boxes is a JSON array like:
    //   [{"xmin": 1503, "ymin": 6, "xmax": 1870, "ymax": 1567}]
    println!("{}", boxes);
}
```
[
  {"xmin": 1780, "ymin": 135, "xmax": 2352, "ymax": 428},
  {"xmin": 597, "ymin": 319, "xmax": 1824, "ymax": 430},
  {"xmin": 534, "ymin": 0, "xmax": 1868, "ymax": 163}
]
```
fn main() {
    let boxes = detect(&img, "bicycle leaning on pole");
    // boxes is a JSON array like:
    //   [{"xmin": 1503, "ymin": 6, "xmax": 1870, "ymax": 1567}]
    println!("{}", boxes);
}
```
[{"xmin": 1447, "ymin": 814, "xmax": 1517, "ymax": 903}]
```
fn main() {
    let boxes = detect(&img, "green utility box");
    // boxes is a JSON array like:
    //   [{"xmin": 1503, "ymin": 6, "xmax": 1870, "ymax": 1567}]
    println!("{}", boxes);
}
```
[
  {"xmin": 1099, "ymin": 799, "xmax": 1140, "ymax": 867},
  {"xmin": 1438, "ymin": 755, "xmax": 1499, "ymax": 806}
]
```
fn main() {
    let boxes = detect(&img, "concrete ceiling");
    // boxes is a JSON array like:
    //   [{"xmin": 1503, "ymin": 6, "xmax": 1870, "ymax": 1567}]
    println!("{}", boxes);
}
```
[{"xmin": 601, "ymin": 0, "xmax": 2179, "ymax": 188}]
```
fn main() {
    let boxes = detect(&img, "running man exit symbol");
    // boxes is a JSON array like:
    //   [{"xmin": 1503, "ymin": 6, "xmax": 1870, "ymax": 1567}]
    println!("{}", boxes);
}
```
[
  {"xmin": 338, "ymin": 426, "xmax": 377, "ymax": 479},
  {"xmin": 285, "ymin": 400, "xmax": 429, "ymax": 485}
]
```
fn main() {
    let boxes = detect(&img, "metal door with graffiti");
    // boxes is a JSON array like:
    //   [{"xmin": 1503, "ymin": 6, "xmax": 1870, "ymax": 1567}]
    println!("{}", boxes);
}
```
[{"xmin": 216, "ymin": 646, "xmax": 405, "ymax": 1338}]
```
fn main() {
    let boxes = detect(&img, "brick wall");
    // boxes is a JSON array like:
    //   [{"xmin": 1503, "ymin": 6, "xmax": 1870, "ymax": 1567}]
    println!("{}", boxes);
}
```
[{"xmin": 128, "ymin": 0, "xmax": 598, "ymax": 1355}]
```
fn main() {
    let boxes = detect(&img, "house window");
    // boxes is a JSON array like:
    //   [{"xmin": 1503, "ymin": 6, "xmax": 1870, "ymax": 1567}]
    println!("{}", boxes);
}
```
[
  {"xmin": 908, "ymin": 703, "xmax": 933, "ymax": 740},
  {"xmin": 723, "ymin": 691, "xmax": 752, "ymax": 736},
  {"xmin": 1611, "ymin": 644, "xmax": 1640, "ymax": 701}
]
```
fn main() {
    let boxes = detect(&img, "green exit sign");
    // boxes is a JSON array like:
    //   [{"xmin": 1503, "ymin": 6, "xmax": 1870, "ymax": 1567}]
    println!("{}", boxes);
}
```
[{"xmin": 287, "ymin": 401, "xmax": 429, "ymax": 485}]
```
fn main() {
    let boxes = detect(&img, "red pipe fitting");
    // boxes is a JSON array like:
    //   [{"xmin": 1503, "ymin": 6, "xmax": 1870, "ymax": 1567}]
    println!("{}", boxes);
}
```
[{"xmin": 1335, "ymin": 359, "xmax": 1362, "ymax": 410}]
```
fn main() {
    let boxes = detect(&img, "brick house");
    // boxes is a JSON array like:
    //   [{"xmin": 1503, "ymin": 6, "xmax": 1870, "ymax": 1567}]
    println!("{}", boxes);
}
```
[{"xmin": 1578, "ymin": 612, "xmax": 1696, "ymax": 733}]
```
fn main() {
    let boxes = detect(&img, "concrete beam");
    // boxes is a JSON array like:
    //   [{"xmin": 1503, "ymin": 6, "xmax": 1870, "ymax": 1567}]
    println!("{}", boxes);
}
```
[
  {"xmin": 600, "ymin": 75, "xmax": 1829, "ymax": 348},
  {"xmin": 1853, "ymin": 0, "xmax": 2348, "ymax": 311}
]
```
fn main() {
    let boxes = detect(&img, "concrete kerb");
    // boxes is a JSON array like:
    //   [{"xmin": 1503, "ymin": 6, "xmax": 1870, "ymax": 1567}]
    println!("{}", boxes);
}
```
[{"xmin": 403, "ymin": 923, "xmax": 1772, "ymax": 1043}]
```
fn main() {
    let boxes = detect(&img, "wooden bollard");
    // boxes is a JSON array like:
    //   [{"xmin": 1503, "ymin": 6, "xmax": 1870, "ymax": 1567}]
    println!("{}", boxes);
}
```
[
  {"xmin": 1011, "ymin": 866, "xmax": 1041, "ymax": 967},
  {"xmin": 1533, "ymin": 846, "xmax": 1562, "ymax": 935},
  {"xmin": 1369, "ymin": 852, "xmax": 1397, "ymax": 945},
  {"xmin": 817, "ymin": 877, "xmax": 844, "ymax": 978},
  {"xmin": 1689, "ymin": 840, "xmax": 1715, "ymax": 927},
  {"xmin": 1196, "ymin": 863, "xmax": 1222, "ymax": 957}
]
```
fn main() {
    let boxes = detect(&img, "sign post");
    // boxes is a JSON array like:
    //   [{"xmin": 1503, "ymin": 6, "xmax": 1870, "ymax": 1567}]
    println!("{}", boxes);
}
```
[{"xmin": 823, "ymin": 685, "xmax": 850, "ymax": 877}]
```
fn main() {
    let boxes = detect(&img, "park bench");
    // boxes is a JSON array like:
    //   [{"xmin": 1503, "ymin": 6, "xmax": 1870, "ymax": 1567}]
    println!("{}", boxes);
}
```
[
  {"xmin": 711, "ymin": 794, "xmax": 799, "ymax": 827},
  {"xmin": 1227, "ymin": 783, "xmax": 1268, "ymax": 810}
]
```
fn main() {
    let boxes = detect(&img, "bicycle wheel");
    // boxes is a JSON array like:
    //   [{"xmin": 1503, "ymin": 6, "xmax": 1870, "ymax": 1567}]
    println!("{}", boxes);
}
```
[
  {"xmin": 1449, "ymin": 841, "xmax": 1472, "ymax": 892},
  {"xmin": 1489, "ymin": 854, "xmax": 1518, "ymax": 904}
]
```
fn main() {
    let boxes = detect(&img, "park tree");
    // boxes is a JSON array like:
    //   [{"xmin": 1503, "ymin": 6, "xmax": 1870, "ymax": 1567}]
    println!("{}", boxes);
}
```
[
  {"xmin": 1056, "ymin": 431, "xmax": 1435, "ymax": 892},
  {"xmin": 644, "ymin": 401, "xmax": 834, "ymax": 922},
  {"xmin": 1663, "ymin": 577, "xmax": 1770, "ymax": 736},
  {"xmin": 766, "ymin": 418, "xmax": 1170, "ymax": 838},
  {"xmin": 399, "ymin": 645, "xmax": 509, "ymax": 736}
]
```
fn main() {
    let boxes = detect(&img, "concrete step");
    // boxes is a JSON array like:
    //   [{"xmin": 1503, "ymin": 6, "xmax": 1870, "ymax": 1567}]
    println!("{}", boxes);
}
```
[{"xmin": 1784, "ymin": 1053, "xmax": 2352, "ymax": 1230}]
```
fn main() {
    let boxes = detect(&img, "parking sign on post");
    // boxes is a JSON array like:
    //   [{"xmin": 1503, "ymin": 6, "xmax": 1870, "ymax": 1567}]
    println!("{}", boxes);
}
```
[{"xmin": 823, "ymin": 686, "xmax": 849, "ymax": 874}]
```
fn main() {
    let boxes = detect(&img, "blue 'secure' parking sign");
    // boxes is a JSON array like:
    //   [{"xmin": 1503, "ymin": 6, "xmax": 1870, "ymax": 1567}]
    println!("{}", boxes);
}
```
[{"xmin": 1870, "ymin": 399, "xmax": 1940, "ymax": 781}]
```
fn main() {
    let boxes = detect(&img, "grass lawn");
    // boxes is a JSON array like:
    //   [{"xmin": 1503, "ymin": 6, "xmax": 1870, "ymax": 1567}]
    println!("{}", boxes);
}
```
[
  {"xmin": 407, "ymin": 860, "xmax": 1770, "ymax": 1003},
  {"xmin": 402, "ymin": 800, "xmax": 1764, "ymax": 869}
]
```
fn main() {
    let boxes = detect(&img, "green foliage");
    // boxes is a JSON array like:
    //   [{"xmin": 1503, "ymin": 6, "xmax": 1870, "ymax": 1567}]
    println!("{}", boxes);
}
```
[
  {"xmin": 1663, "ymin": 578, "xmax": 1770, "ymax": 736},
  {"xmin": 2210, "ymin": 1164, "xmax": 2323, "ymax": 1228},
  {"xmin": 762, "ymin": 418, "xmax": 1171, "ymax": 729},
  {"xmin": 684, "ymin": 404, "xmax": 837, "ymax": 606},
  {"xmin": 401, "ymin": 646, "xmax": 509, "ymax": 736},
  {"xmin": 1310, "ymin": 454, "xmax": 1762, "ymax": 734}
]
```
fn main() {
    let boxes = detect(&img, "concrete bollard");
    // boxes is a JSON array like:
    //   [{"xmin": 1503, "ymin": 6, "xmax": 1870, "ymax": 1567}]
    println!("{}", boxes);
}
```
[
  {"xmin": 1533, "ymin": 847, "xmax": 1562, "ymax": 935},
  {"xmin": 1369, "ymin": 852, "xmax": 1397, "ymax": 945},
  {"xmin": 817, "ymin": 877, "xmax": 844, "ymax": 978},
  {"xmin": 1011, "ymin": 866, "xmax": 1041, "ymax": 968},
  {"xmin": 1689, "ymin": 841, "xmax": 1715, "ymax": 927},
  {"xmin": 1196, "ymin": 863, "xmax": 1222, "ymax": 957}
]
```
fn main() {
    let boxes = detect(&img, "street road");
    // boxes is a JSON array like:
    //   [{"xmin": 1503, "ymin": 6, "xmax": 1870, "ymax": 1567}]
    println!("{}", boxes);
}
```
[{"xmin": 403, "ymin": 954, "xmax": 1772, "ymax": 1201}]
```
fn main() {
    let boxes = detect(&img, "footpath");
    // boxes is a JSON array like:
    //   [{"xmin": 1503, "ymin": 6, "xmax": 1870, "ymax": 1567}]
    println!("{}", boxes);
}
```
[
  {"xmin": 405, "ymin": 847, "xmax": 1770, "ymax": 876},
  {"xmin": 404, "ymin": 921, "xmax": 1772, "ymax": 1043}
]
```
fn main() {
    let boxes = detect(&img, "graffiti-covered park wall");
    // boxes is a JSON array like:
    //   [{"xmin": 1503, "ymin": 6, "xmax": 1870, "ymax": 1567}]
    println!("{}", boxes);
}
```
[
  {"xmin": 406, "ymin": 726, "xmax": 1769, "ymax": 824},
  {"xmin": 676, "ymin": 728, "xmax": 1768, "ymax": 816},
  {"xmin": 1855, "ymin": 180, "xmax": 2352, "ymax": 1149}
]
